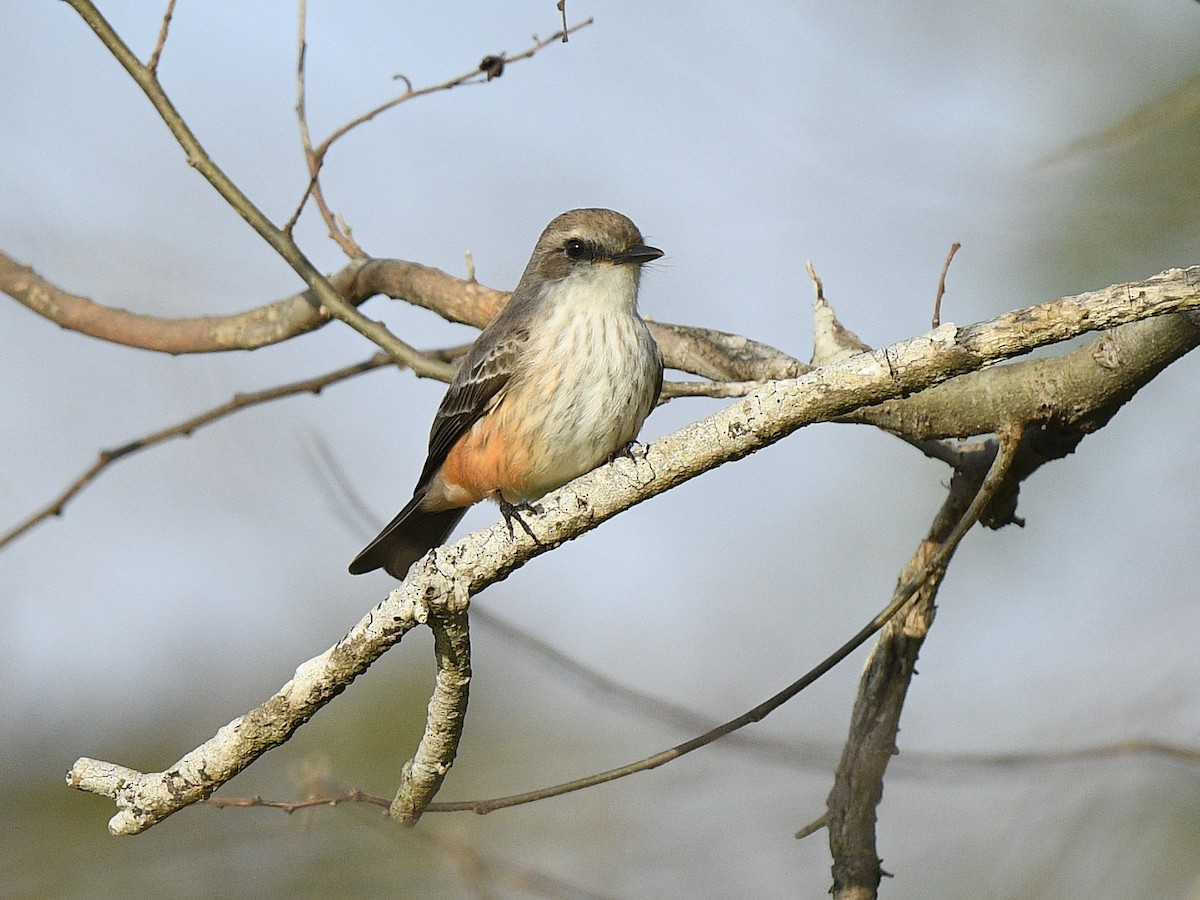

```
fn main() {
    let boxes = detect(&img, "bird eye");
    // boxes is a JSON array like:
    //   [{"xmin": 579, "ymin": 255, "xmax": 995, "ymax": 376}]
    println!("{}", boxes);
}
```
[{"xmin": 564, "ymin": 238, "xmax": 587, "ymax": 259}]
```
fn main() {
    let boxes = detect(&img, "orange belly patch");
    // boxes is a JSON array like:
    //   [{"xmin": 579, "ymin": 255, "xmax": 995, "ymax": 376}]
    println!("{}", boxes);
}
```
[{"xmin": 429, "ymin": 410, "xmax": 534, "ymax": 509}]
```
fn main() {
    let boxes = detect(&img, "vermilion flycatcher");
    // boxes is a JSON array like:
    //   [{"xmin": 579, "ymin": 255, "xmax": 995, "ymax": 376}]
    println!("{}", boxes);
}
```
[{"xmin": 349, "ymin": 208, "xmax": 664, "ymax": 579}]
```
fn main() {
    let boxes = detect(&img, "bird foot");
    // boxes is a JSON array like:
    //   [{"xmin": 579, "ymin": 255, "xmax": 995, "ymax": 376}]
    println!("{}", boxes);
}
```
[
  {"xmin": 610, "ymin": 439, "xmax": 649, "ymax": 463},
  {"xmin": 499, "ymin": 498, "xmax": 545, "ymax": 546}
]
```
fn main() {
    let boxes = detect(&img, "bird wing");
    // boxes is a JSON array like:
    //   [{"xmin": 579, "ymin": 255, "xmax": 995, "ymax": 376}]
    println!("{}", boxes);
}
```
[{"xmin": 415, "ymin": 323, "xmax": 530, "ymax": 488}]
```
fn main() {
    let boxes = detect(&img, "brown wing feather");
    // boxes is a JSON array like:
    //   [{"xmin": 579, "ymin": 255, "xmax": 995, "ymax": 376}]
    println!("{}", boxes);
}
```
[
  {"xmin": 348, "ymin": 324, "xmax": 529, "ymax": 578},
  {"xmin": 416, "ymin": 326, "xmax": 529, "ymax": 488}
]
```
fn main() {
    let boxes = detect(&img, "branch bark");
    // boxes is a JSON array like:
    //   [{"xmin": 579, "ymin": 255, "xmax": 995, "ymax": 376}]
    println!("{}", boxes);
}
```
[
  {"xmin": 0, "ymin": 249, "xmax": 802, "ymax": 384},
  {"xmin": 389, "ymin": 600, "xmax": 472, "ymax": 825},
  {"xmin": 826, "ymin": 432, "xmax": 1021, "ymax": 899}
]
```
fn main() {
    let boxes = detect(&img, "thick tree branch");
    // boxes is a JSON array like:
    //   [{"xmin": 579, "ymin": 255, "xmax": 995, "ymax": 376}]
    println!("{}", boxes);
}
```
[
  {"xmin": 825, "ymin": 431, "xmax": 1021, "ymax": 899},
  {"xmin": 67, "ymin": 267, "xmax": 1200, "ymax": 834},
  {"xmin": 847, "ymin": 309, "xmax": 1200, "ymax": 441},
  {"xmin": 389, "ymin": 600, "xmax": 472, "ymax": 826},
  {"xmin": 1, "ymin": 250, "xmax": 799, "ymax": 386}
]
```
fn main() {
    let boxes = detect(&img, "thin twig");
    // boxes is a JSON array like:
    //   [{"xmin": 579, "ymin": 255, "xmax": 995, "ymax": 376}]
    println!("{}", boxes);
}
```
[
  {"xmin": 287, "ymin": 0, "xmax": 364, "ymax": 256},
  {"xmin": 895, "ymin": 737, "xmax": 1200, "ymax": 772},
  {"xmin": 316, "ymin": 18, "xmax": 592, "ymax": 161},
  {"xmin": 659, "ymin": 379, "xmax": 767, "ymax": 400},
  {"xmin": 207, "ymin": 789, "xmax": 390, "ymax": 813},
  {"xmin": 795, "ymin": 813, "xmax": 830, "ymax": 840},
  {"xmin": 205, "ymin": 735, "xmax": 1200, "ymax": 825},
  {"xmin": 284, "ymin": 0, "xmax": 313, "ymax": 238},
  {"xmin": 146, "ymin": 0, "xmax": 176, "ymax": 74},
  {"xmin": 932, "ymin": 241, "xmax": 961, "ymax": 329},
  {"xmin": 291, "ymin": 17, "xmax": 594, "ymax": 227},
  {"xmin": 421, "ymin": 555, "xmax": 984, "ymax": 815},
  {"xmin": 0, "ymin": 353, "xmax": 394, "ymax": 551},
  {"xmin": 806, "ymin": 260, "xmax": 824, "ymax": 302},
  {"xmin": 0, "ymin": 347, "xmax": 762, "ymax": 553}
]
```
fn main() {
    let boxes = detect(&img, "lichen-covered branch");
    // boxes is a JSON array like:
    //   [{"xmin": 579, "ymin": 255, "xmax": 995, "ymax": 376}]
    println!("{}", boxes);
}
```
[
  {"xmin": 389, "ymin": 598, "xmax": 472, "ymax": 825},
  {"xmin": 67, "ymin": 577, "xmax": 434, "ymax": 835},
  {"xmin": 66, "ymin": 267, "xmax": 1200, "ymax": 835}
]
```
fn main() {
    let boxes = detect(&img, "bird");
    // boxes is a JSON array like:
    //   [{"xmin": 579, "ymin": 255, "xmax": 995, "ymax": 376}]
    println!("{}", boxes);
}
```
[{"xmin": 349, "ymin": 208, "xmax": 664, "ymax": 579}]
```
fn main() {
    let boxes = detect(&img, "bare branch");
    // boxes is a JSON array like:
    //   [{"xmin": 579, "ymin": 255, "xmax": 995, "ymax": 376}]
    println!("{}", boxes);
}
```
[
  {"xmin": 825, "ymin": 431, "xmax": 1022, "ymax": 898},
  {"xmin": 207, "ymin": 788, "xmax": 389, "ymax": 813},
  {"xmin": 931, "ymin": 241, "xmax": 961, "ymax": 329},
  {"xmin": 846, "ymin": 308, "xmax": 1200, "ymax": 446},
  {"xmin": 62, "ymin": 0, "xmax": 436, "ymax": 373},
  {"xmin": 470, "ymin": 613, "xmax": 1200, "ymax": 776},
  {"xmin": 894, "ymin": 737, "xmax": 1200, "ymax": 773},
  {"xmin": 283, "ymin": 9, "xmax": 592, "ymax": 255},
  {"xmin": 68, "ymin": 579, "xmax": 432, "ymax": 835},
  {"xmin": 389, "ymin": 601, "xmax": 471, "ymax": 825},
  {"xmin": 2, "ymin": 250, "xmax": 799, "ymax": 389},
  {"xmin": 658, "ymin": 379, "xmax": 767, "ymax": 400},
  {"xmin": 66, "ymin": 267, "xmax": 1200, "ymax": 833},
  {"xmin": 288, "ymin": 0, "xmax": 365, "ymax": 256},
  {"xmin": 207, "ymin": 734, "xmax": 1200, "ymax": 825},
  {"xmin": 0, "ymin": 353, "xmax": 395, "ymax": 551},
  {"xmin": 307, "ymin": 18, "xmax": 594, "ymax": 179},
  {"xmin": 809, "ymin": 260, "xmax": 870, "ymax": 365},
  {"xmin": 421, "ymin": 589, "xmax": 941, "ymax": 816}
]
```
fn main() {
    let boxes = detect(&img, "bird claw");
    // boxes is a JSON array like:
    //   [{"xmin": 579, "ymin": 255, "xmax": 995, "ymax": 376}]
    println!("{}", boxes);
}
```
[
  {"xmin": 499, "ymin": 498, "xmax": 545, "ymax": 546},
  {"xmin": 610, "ymin": 439, "xmax": 649, "ymax": 463}
]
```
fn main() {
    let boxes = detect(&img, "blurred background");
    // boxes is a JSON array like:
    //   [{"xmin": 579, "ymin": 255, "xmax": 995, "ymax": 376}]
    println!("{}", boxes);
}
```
[{"xmin": 2, "ymin": 2, "xmax": 1199, "ymax": 897}]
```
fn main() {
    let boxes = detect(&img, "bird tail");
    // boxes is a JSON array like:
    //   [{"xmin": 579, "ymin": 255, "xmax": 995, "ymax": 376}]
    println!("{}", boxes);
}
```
[{"xmin": 348, "ymin": 492, "xmax": 467, "ymax": 580}]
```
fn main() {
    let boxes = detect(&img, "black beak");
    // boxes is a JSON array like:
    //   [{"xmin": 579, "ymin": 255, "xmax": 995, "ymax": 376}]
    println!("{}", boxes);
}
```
[{"xmin": 612, "ymin": 244, "xmax": 664, "ymax": 265}]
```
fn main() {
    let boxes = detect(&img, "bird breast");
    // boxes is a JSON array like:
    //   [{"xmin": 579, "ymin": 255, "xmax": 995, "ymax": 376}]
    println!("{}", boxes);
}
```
[{"xmin": 494, "ymin": 273, "xmax": 659, "ymax": 502}]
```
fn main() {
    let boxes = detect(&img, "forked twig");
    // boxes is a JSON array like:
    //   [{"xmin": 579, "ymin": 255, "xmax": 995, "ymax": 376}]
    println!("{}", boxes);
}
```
[
  {"xmin": 64, "ymin": 0, "xmax": 449, "ymax": 375},
  {"xmin": 286, "ymin": 7, "xmax": 593, "ymax": 248}
]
